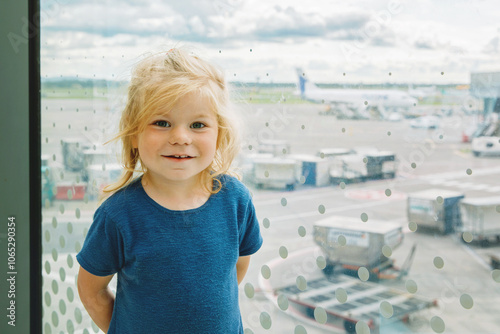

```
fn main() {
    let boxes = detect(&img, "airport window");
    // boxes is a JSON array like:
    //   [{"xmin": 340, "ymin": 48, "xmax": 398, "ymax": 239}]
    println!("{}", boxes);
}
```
[{"xmin": 40, "ymin": 1, "xmax": 500, "ymax": 333}]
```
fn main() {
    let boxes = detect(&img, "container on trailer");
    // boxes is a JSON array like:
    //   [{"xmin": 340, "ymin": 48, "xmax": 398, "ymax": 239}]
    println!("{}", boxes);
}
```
[
  {"xmin": 365, "ymin": 151, "xmax": 396, "ymax": 180},
  {"xmin": 313, "ymin": 216, "xmax": 403, "ymax": 268},
  {"xmin": 251, "ymin": 157, "xmax": 301, "ymax": 190},
  {"xmin": 407, "ymin": 188, "xmax": 464, "ymax": 234},
  {"xmin": 329, "ymin": 154, "xmax": 368, "ymax": 183},
  {"xmin": 257, "ymin": 139, "xmax": 290, "ymax": 156},
  {"xmin": 276, "ymin": 274, "xmax": 436, "ymax": 334},
  {"xmin": 290, "ymin": 154, "xmax": 331, "ymax": 187},
  {"xmin": 317, "ymin": 148, "xmax": 353, "ymax": 159},
  {"xmin": 459, "ymin": 196, "xmax": 500, "ymax": 245},
  {"xmin": 62, "ymin": 138, "xmax": 87, "ymax": 171}
]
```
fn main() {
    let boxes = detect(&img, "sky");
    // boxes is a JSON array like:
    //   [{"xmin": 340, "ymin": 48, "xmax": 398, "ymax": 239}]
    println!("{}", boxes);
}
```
[{"xmin": 40, "ymin": 0, "xmax": 500, "ymax": 84}]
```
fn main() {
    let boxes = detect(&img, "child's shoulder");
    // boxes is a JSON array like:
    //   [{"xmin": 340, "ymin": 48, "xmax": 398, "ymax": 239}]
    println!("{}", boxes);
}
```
[
  {"xmin": 99, "ymin": 177, "xmax": 143, "ymax": 211},
  {"xmin": 218, "ymin": 174, "xmax": 251, "ymax": 198}
]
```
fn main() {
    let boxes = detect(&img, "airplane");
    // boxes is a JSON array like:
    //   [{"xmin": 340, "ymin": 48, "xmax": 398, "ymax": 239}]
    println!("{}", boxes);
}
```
[
  {"xmin": 295, "ymin": 68, "xmax": 418, "ymax": 120},
  {"xmin": 408, "ymin": 84, "xmax": 437, "ymax": 100}
]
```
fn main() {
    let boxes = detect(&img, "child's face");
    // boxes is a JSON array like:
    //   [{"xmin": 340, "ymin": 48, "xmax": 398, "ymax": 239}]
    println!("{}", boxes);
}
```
[{"xmin": 132, "ymin": 91, "xmax": 218, "ymax": 187}]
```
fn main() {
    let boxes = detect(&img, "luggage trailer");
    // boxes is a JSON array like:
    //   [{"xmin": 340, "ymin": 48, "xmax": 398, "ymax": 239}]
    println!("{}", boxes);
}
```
[
  {"xmin": 313, "ymin": 216, "xmax": 416, "ymax": 281},
  {"xmin": 271, "ymin": 216, "xmax": 436, "ymax": 333},
  {"xmin": 276, "ymin": 275, "xmax": 436, "ymax": 334}
]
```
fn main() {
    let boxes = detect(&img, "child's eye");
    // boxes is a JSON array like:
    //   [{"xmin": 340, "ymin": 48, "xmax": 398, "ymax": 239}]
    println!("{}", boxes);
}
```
[
  {"xmin": 191, "ymin": 122, "xmax": 206, "ymax": 129},
  {"xmin": 153, "ymin": 120, "xmax": 170, "ymax": 127}
]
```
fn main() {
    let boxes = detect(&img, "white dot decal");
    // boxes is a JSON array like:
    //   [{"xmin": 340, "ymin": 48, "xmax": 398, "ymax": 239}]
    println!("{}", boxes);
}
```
[
  {"xmin": 259, "ymin": 312, "xmax": 272, "ymax": 329},
  {"xmin": 406, "ymin": 279, "xmax": 418, "ymax": 293},
  {"xmin": 355, "ymin": 320, "xmax": 370, "ymax": 334},
  {"xmin": 277, "ymin": 294, "xmax": 289, "ymax": 311},
  {"xmin": 261, "ymin": 265, "xmax": 271, "ymax": 279},
  {"xmin": 430, "ymin": 316, "xmax": 445, "ymax": 333},
  {"xmin": 296, "ymin": 275, "xmax": 307, "ymax": 291},
  {"xmin": 335, "ymin": 287, "xmax": 348, "ymax": 303},
  {"xmin": 358, "ymin": 267, "xmax": 370, "ymax": 281},
  {"xmin": 316, "ymin": 256, "xmax": 326, "ymax": 269},
  {"xmin": 244, "ymin": 283, "xmax": 254, "ymax": 298},
  {"xmin": 380, "ymin": 301, "xmax": 393, "ymax": 318},
  {"xmin": 279, "ymin": 246, "xmax": 288, "ymax": 259},
  {"xmin": 314, "ymin": 307, "xmax": 327, "ymax": 324},
  {"xmin": 433, "ymin": 256, "xmax": 444, "ymax": 269},
  {"xmin": 460, "ymin": 294, "xmax": 473, "ymax": 309}
]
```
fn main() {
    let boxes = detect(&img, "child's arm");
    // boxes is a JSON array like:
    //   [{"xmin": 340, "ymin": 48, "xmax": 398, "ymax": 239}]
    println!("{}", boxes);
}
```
[
  {"xmin": 77, "ymin": 266, "xmax": 115, "ymax": 333},
  {"xmin": 236, "ymin": 255, "xmax": 251, "ymax": 285}
]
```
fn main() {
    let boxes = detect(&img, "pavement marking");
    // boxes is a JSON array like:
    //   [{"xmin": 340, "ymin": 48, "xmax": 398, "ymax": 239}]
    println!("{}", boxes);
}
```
[{"xmin": 487, "ymin": 186, "xmax": 500, "ymax": 193}]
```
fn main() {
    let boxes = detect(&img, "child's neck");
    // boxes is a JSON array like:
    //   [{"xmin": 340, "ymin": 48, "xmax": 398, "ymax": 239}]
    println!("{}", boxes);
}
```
[{"xmin": 140, "ymin": 174, "xmax": 212, "ymax": 211}]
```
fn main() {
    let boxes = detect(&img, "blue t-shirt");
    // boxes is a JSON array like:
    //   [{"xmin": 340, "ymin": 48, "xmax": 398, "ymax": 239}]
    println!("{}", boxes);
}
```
[{"xmin": 76, "ymin": 175, "xmax": 263, "ymax": 333}]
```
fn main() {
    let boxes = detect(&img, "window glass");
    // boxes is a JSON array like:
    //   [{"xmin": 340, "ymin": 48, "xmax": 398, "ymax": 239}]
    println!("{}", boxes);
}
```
[{"xmin": 41, "ymin": 1, "xmax": 500, "ymax": 333}]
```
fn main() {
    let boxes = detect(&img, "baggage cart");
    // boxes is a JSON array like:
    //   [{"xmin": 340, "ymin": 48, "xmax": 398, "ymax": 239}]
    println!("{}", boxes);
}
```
[
  {"xmin": 257, "ymin": 139, "xmax": 290, "ymax": 156},
  {"xmin": 62, "ymin": 138, "xmax": 87, "ymax": 172},
  {"xmin": 313, "ymin": 216, "xmax": 405, "ymax": 281},
  {"xmin": 459, "ymin": 196, "xmax": 500, "ymax": 246},
  {"xmin": 329, "ymin": 154, "xmax": 368, "ymax": 184},
  {"xmin": 290, "ymin": 154, "xmax": 331, "ymax": 187},
  {"xmin": 251, "ymin": 157, "xmax": 301, "ymax": 190},
  {"xmin": 407, "ymin": 189, "xmax": 464, "ymax": 234},
  {"xmin": 317, "ymin": 148, "xmax": 353, "ymax": 159},
  {"xmin": 276, "ymin": 274, "xmax": 436, "ymax": 334},
  {"xmin": 365, "ymin": 151, "xmax": 396, "ymax": 180}
]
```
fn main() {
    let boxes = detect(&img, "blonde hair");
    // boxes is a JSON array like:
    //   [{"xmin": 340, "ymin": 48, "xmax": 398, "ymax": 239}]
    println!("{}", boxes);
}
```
[{"xmin": 101, "ymin": 48, "xmax": 240, "ymax": 200}]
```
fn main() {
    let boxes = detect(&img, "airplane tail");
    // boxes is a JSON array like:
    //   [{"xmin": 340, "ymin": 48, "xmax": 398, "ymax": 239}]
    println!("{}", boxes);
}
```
[{"xmin": 296, "ymin": 68, "xmax": 319, "ymax": 99}]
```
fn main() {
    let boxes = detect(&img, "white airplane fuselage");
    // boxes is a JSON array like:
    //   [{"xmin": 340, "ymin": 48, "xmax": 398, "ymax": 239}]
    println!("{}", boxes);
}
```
[{"xmin": 296, "ymin": 69, "xmax": 418, "ymax": 113}]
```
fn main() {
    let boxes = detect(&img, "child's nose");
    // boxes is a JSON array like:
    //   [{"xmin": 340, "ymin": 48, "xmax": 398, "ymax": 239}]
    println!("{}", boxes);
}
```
[{"xmin": 168, "ymin": 126, "xmax": 192, "ymax": 145}]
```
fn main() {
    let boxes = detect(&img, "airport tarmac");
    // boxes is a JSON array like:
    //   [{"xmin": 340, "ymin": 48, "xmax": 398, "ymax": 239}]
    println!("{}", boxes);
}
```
[{"xmin": 40, "ymin": 101, "xmax": 500, "ymax": 333}]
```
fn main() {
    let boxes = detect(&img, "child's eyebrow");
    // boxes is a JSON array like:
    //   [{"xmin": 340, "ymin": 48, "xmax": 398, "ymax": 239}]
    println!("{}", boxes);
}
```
[{"xmin": 192, "ymin": 113, "xmax": 216, "ymax": 119}]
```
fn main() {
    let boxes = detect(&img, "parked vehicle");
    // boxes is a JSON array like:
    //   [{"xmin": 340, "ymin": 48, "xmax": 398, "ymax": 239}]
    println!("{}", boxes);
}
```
[
  {"xmin": 276, "ymin": 274, "xmax": 436, "ymax": 334},
  {"xmin": 409, "ymin": 115, "xmax": 440, "ymax": 129},
  {"xmin": 459, "ymin": 196, "xmax": 500, "ymax": 246},
  {"xmin": 313, "ymin": 216, "xmax": 410, "ymax": 281},
  {"xmin": 472, "ymin": 136, "xmax": 500, "ymax": 157},
  {"xmin": 407, "ymin": 189, "xmax": 464, "ymax": 234}
]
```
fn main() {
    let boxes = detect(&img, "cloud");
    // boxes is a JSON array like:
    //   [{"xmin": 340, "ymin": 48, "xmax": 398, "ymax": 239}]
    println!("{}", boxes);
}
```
[
  {"xmin": 483, "ymin": 35, "xmax": 500, "ymax": 54},
  {"xmin": 249, "ymin": 6, "xmax": 369, "ymax": 42},
  {"xmin": 42, "ymin": 1, "xmax": 375, "ymax": 46}
]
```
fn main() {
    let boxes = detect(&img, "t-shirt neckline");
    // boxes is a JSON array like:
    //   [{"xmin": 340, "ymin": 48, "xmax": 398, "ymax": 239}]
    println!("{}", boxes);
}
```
[{"xmin": 132, "ymin": 176, "xmax": 217, "ymax": 214}]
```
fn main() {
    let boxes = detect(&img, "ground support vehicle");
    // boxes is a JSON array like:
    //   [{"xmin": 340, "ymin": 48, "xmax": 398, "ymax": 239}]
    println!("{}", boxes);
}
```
[
  {"xmin": 328, "ymin": 151, "xmax": 396, "ymax": 184},
  {"xmin": 276, "ymin": 274, "xmax": 436, "ymax": 334},
  {"xmin": 407, "ymin": 189, "xmax": 464, "ymax": 234},
  {"xmin": 313, "ymin": 216, "xmax": 413, "ymax": 282},
  {"xmin": 459, "ymin": 196, "xmax": 500, "ymax": 246},
  {"xmin": 290, "ymin": 154, "xmax": 331, "ymax": 187},
  {"xmin": 471, "ymin": 136, "xmax": 500, "ymax": 157},
  {"xmin": 250, "ymin": 157, "xmax": 301, "ymax": 190},
  {"xmin": 470, "ymin": 119, "xmax": 500, "ymax": 156},
  {"xmin": 257, "ymin": 139, "xmax": 291, "ymax": 156}
]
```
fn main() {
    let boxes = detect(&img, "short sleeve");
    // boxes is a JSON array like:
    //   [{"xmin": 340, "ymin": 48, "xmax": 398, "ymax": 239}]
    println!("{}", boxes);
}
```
[
  {"xmin": 238, "ymin": 199, "xmax": 263, "ymax": 257},
  {"xmin": 76, "ymin": 206, "xmax": 125, "ymax": 276}
]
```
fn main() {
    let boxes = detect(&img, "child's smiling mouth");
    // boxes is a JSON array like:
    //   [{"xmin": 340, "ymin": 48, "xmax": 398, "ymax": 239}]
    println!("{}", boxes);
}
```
[{"xmin": 163, "ymin": 154, "xmax": 194, "ymax": 160}]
